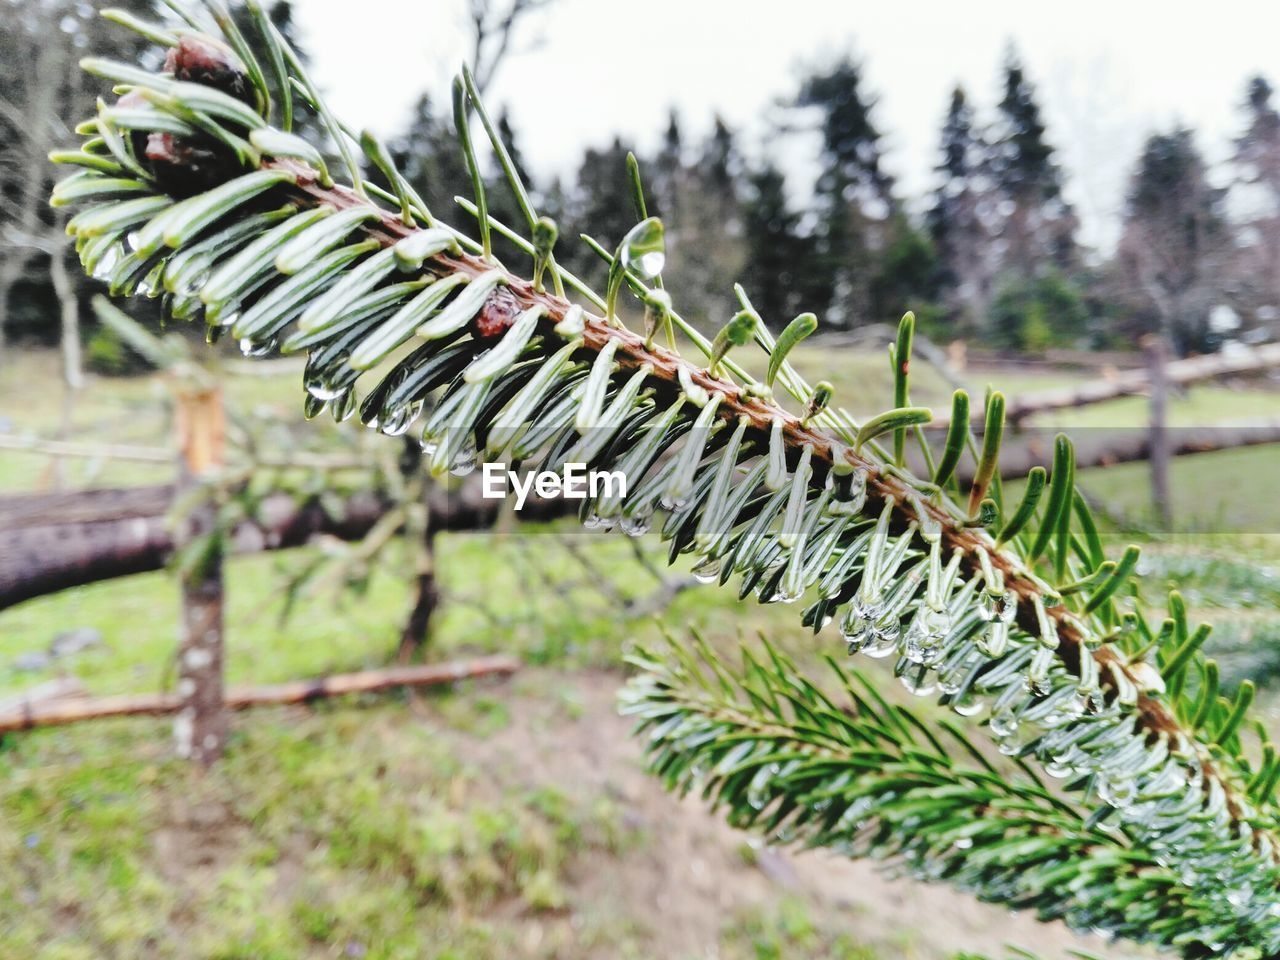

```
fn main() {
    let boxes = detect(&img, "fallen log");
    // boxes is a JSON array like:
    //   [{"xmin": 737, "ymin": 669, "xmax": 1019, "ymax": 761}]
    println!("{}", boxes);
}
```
[
  {"xmin": 954, "ymin": 420, "xmax": 1280, "ymax": 482},
  {"xmin": 0, "ymin": 677, "xmax": 89, "ymax": 717},
  {"xmin": 0, "ymin": 480, "xmax": 569, "ymax": 611},
  {"xmin": 0, "ymin": 485, "xmax": 391, "ymax": 610},
  {"xmin": 0, "ymin": 655, "xmax": 520, "ymax": 733},
  {"xmin": 933, "ymin": 343, "xmax": 1280, "ymax": 428}
]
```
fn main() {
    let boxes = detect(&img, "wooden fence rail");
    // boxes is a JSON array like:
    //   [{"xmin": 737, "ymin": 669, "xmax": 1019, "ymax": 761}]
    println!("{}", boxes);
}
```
[{"xmin": 0, "ymin": 657, "xmax": 521, "ymax": 734}]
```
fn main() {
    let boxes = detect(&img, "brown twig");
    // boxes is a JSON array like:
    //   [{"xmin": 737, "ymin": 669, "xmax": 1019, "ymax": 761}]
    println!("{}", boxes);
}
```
[{"xmin": 0, "ymin": 656, "xmax": 521, "ymax": 733}]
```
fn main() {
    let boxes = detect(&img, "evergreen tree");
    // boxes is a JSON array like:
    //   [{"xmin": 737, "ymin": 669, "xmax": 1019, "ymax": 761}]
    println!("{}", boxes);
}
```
[
  {"xmin": 561, "ymin": 136, "xmax": 640, "ymax": 289},
  {"xmin": 495, "ymin": 108, "xmax": 533, "ymax": 193},
  {"xmin": 666, "ymin": 116, "xmax": 748, "ymax": 323},
  {"xmin": 485, "ymin": 108, "xmax": 536, "ymax": 263},
  {"xmin": 927, "ymin": 86, "xmax": 994, "ymax": 334},
  {"xmin": 1230, "ymin": 75, "xmax": 1280, "ymax": 326},
  {"xmin": 0, "ymin": 0, "xmax": 162, "ymax": 351},
  {"xmin": 870, "ymin": 216, "xmax": 940, "ymax": 326},
  {"xmin": 702, "ymin": 114, "xmax": 740, "ymax": 204},
  {"xmin": 391, "ymin": 94, "xmax": 475, "ymax": 226},
  {"xmin": 740, "ymin": 162, "xmax": 817, "ymax": 323},
  {"xmin": 1117, "ymin": 127, "xmax": 1231, "ymax": 353},
  {"xmin": 796, "ymin": 56, "xmax": 896, "ymax": 327},
  {"xmin": 989, "ymin": 50, "xmax": 1077, "ymax": 279},
  {"xmin": 651, "ymin": 108, "xmax": 684, "ymax": 221}
]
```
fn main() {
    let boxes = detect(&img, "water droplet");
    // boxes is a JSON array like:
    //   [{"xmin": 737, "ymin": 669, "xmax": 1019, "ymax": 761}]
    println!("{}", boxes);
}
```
[
  {"xmin": 841, "ymin": 620, "xmax": 872, "ymax": 656},
  {"xmin": 951, "ymin": 694, "xmax": 986, "ymax": 717},
  {"xmin": 621, "ymin": 219, "xmax": 666, "ymax": 279},
  {"xmin": 303, "ymin": 394, "xmax": 327, "ymax": 419},
  {"xmin": 1075, "ymin": 689, "xmax": 1105, "ymax": 716},
  {"xmin": 977, "ymin": 621, "xmax": 1009, "ymax": 658},
  {"xmin": 240, "ymin": 336, "xmax": 276, "ymax": 358},
  {"xmin": 899, "ymin": 666, "xmax": 936, "ymax": 697},
  {"xmin": 863, "ymin": 631, "xmax": 899, "ymax": 659},
  {"xmin": 305, "ymin": 371, "xmax": 348, "ymax": 401},
  {"xmin": 378, "ymin": 400, "xmax": 424, "ymax": 437},
  {"xmin": 620, "ymin": 511, "xmax": 651, "ymax": 538},
  {"xmin": 631, "ymin": 250, "xmax": 664, "ymax": 277},
  {"xmin": 998, "ymin": 592, "xmax": 1018, "ymax": 624},
  {"xmin": 1024, "ymin": 674, "xmax": 1052, "ymax": 698},
  {"xmin": 178, "ymin": 266, "xmax": 212, "ymax": 298},
  {"xmin": 659, "ymin": 492, "xmax": 687, "ymax": 512},
  {"xmin": 1097, "ymin": 775, "xmax": 1136, "ymax": 809},
  {"xmin": 449, "ymin": 444, "xmax": 478, "ymax": 477},
  {"xmin": 691, "ymin": 556, "xmax": 721, "ymax": 584},
  {"xmin": 330, "ymin": 389, "xmax": 357, "ymax": 423},
  {"xmin": 827, "ymin": 467, "xmax": 867, "ymax": 515},
  {"xmin": 903, "ymin": 608, "xmax": 950, "ymax": 665},
  {"xmin": 989, "ymin": 709, "xmax": 1019, "ymax": 739},
  {"xmin": 774, "ymin": 581, "xmax": 802, "ymax": 603},
  {"xmin": 746, "ymin": 764, "xmax": 776, "ymax": 811},
  {"xmin": 1044, "ymin": 759, "xmax": 1073, "ymax": 779},
  {"xmin": 90, "ymin": 244, "xmax": 123, "ymax": 280},
  {"xmin": 978, "ymin": 590, "xmax": 999, "ymax": 622}
]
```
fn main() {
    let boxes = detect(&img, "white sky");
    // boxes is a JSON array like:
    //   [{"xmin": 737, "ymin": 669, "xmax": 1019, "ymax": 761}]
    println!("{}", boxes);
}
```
[{"xmin": 297, "ymin": 0, "xmax": 1280, "ymax": 253}]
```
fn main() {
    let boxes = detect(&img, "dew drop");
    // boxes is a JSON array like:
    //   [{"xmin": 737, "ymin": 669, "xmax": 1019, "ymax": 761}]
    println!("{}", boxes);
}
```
[
  {"xmin": 620, "ymin": 219, "xmax": 666, "ymax": 280},
  {"xmin": 899, "ymin": 667, "xmax": 936, "ymax": 697},
  {"xmin": 691, "ymin": 556, "xmax": 721, "ymax": 584},
  {"xmin": 951, "ymin": 694, "xmax": 986, "ymax": 717},
  {"xmin": 449, "ymin": 444, "xmax": 478, "ymax": 477},
  {"xmin": 240, "ymin": 336, "xmax": 276, "ymax": 358},
  {"xmin": 305, "ymin": 372, "xmax": 348, "ymax": 401},
  {"xmin": 620, "ymin": 511, "xmax": 652, "ymax": 538},
  {"xmin": 302, "ymin": 394, "xmax": 327, "ymax": 420},
  {"xmin": 378, "ymin": 400, "xmax": 424, "ymax": 437},
  {"xmin": 90, "ymin": 244, "xmax": 123, "ymax": 280},
  {"xmin": 989, "ymin": 709, "xmax": 1019, "ymax": 739},
  {"xmin": 330, "ymin": 389, "xmax": 357, "ymax": 423},
  {"xmin": 659, "ymin": 492, "xmax": 688, "ymax": 512}
]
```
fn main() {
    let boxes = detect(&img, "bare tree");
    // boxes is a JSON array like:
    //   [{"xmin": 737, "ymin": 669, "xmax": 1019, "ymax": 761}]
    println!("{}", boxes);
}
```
[
  {"xmin": 467, "ymin": 0, "xmax": 554, "ymax": 95},
  {"xmin": 1116, "ymin": 127, "xmax": 1232, "ymax": 354},
  {"xmin": 0, "ymin": 1, "xmax": 151, "ymax": 371},
  {"xmin": 1229, "ymin": 76, "xmax": 1280, "ymax": 332}
]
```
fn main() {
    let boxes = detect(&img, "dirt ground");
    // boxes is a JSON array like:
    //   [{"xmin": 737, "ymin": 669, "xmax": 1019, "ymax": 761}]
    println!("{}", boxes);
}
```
[{"xmin": 459, "ymin": 669, "xmax": 1120, "ymax": 960}]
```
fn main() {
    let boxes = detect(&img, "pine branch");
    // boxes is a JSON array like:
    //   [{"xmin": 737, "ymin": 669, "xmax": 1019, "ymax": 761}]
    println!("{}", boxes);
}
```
[
  {"xmin": 622, "ymin": 635, "xmax": 1212, "ymax": 952},
  {"xmin": 50, "ymin": 9, "xmax": 1280, "ymax": 954}
]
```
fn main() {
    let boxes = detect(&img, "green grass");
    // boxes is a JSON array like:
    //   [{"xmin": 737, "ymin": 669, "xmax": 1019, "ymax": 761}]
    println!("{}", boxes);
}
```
[
  {"xmin": 0, "ymin": 522, "xmax": 816, "ymax": 696},
  {"xmin": 5, "ymin": 345, "xmax": 1275, "ymax": 959},
  {"xmin": 0, "ymin": 703, "xmax": 622, "ymax": 959},
  {"xmin": 0, "ymin": 350, "xmax": 313, "ymax": 491},
  {"xmin": 1072, "ymin": 444, "xmax": 1280, "ymax": 535},
  {"xmin": 720, "ymin": 897, "xmax": 879, "ymax": 960},
  {"xmin": 0, "ymin": 527, "xmax": 875, "ymax": 960}
]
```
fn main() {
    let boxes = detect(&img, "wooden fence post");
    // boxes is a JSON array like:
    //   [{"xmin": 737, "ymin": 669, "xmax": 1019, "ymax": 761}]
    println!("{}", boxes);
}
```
[
  {"xmin": 173, "ymin": 385, "xmax": 227, "ymax": 765},
  {"xmin": 1143, "ymin": 335, "xmax": 1172, "ymax": 530}
]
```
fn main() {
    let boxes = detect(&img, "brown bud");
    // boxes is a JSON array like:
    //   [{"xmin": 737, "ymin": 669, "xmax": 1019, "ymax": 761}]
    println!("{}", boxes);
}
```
[
  {"xmin": 474, "ymin": 287, "xmax": 522, "ymax": 338},
  {"xmin": 165, "ymin": 34, "xmax": 252, "ymax": 105}
]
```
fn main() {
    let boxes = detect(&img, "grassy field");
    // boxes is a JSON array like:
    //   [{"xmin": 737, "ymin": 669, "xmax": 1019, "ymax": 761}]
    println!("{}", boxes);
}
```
[
  {"xmin": 1, "ymin": 535, "xmax": 1121, "ymax": 960},
  {"xmin": 5, "ymin": 344, "xmax": 1278, "ymax": 958}
]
